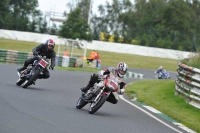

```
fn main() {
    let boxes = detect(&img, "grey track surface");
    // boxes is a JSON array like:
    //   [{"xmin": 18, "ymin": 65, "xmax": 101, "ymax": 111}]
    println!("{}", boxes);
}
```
[{"xmin": 0, "ymin": 64, "xmax": 187, "ymax": 133}]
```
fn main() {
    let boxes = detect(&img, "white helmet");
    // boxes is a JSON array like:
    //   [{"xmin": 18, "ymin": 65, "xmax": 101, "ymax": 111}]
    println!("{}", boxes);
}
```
[
  {"xmin": 159, "ymin": 66, "xmax": 163, "ymax": 70},
  {"xmin": 117, "ymin": 62, "xmax": 128, "ymax": 78}
]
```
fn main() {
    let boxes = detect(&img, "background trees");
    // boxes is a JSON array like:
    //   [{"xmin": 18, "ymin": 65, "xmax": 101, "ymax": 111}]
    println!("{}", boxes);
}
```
[
  {"xmin": 90, "ymin": 0, "xmax": 200, "ymax": 51},
  {"xmin": 0, "ymin": 0, "xmax": 42, "ymax": 31},
  {"xmin": 1, "ymin": 0, "xmax": 200, "ymax": 51},
  {"xmin": 58, "ymin": 8, "xmax": 92, "ymax": 42}
]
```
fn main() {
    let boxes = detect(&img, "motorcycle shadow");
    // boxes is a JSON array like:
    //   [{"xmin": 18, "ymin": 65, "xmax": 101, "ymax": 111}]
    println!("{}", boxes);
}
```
[
  {"xmin": 16, "ymin": 85, "xmax": 48, "ymax": 91},
  {"xmin": 75, "ymin": 103, "xmax": 118, "ymax": 117}
]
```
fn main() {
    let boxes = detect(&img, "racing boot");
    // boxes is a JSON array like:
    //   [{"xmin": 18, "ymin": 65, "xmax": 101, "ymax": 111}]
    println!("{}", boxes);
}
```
[
  {"xmin": 17, "ymin": 66, "xmax": 26, "ymax": 72},
  {"xmin": 81, "ymin": 74, "xmax": 98, "ymax": 93},
  {"xmin": 17, "ymin": 66, "xmax": 26, "ymax": 76},
  {"xmin": 80, "ymin": 85, "xmax": 90, "ymax": 93}
]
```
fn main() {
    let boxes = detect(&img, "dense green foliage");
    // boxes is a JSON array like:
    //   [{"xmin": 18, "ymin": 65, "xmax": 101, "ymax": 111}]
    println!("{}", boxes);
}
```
[
  {"xmin": 58, "ymin": 8, "xmax": 93, "ymax": 42},
  {"xmin": 91, "ymin": 0, "xmax": 200, "ymax": 51},
  {"xmin": 0, "ymin": 0, "xmax": 58, "ymax": 34},
  {"xmin": 1, "ymin": 0, "xmax": 200, "ymax": 51}
]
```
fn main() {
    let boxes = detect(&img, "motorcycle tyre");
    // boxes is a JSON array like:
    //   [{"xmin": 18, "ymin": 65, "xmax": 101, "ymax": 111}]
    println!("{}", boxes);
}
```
[
  {"xmin": 22, "ymin": 69, "xmax": 40, "ymax": 88},
  {"xmin": 16, "ymin": 79, "xmax": 26, "ymax": 86},
  {"xmin": 76, "ymin": 97, "xmax": 88, "ymax": 109},
  {"xmin": 88, "ymin": 94, "xmax": 107, "ymax": 114}
]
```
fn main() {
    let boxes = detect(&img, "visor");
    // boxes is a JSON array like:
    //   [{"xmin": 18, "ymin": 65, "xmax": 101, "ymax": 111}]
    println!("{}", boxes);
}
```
[{"xmin": 119, "ymin": 70, "xmax": 125, "ymax": 75}]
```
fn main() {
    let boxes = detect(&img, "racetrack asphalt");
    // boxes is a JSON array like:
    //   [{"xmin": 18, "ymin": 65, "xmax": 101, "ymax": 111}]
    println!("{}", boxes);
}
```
[{"xmin": 0, "ymin": 64, "xmax": 188, "ymax": 133}]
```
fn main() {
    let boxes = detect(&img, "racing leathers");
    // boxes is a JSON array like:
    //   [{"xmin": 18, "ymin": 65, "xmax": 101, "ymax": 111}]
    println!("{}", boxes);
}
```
[
  {"xmin": 81, "ymin": 67, "xmax": 126, "ymax": 104},
  {"xmin": 18, "ymin": 44, "xmax": 56, "ymax": 79},
  {"xmin": 156, "ymin": 68, "xmax": 165, "ymax": 79}
]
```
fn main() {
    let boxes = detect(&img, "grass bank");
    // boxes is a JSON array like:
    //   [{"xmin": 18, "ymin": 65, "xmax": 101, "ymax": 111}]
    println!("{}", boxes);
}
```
[
  {"xmin": 125, "ymin": 79, "xmax": 200, "ymax": 133},
  {"xmin": 0, "ymin": 38, "xmax": 178, "ymax": 71},
  {"xmin": 55, "ymin": 66, "xmax": 99, "ymax": 73}
]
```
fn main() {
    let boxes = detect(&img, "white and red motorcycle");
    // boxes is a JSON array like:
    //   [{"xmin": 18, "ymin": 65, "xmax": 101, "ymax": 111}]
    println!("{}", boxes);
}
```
[{"xmin": 76, "ymin": 73, "xmax": 120, "ymax": 114}]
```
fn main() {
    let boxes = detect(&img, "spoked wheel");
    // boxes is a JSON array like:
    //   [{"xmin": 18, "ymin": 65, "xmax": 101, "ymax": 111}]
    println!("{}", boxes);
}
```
[
  {"xmin": 76, "ymin": 97, "xmax": 88, "ymax": 109},
  {"xmin": 22, "ymin": 69, "xmax": 40, "ymax": 88},
  {"xmin": 88, "ymin": 94, "xmax": 107, "ymax": 114}
]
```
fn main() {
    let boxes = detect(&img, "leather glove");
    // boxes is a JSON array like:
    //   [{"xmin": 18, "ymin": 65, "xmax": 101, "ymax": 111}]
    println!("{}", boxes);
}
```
[
  {"xmin": 33, "ymin": 51, "xmax": 39, "ymax": 56},
  {"xmin": 120, "ymin": 82, "xmax": 126, "ymax": 89},
  {"xmin": 118, "ymin": 88, "xmax": 125, "ymax": 95},
  {"xmin": 49, "ymin": 66, "xmax": 54, "ymax": 70}
]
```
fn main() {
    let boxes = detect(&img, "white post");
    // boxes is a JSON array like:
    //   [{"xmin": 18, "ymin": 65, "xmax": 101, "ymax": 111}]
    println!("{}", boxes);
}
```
[
  {"xmin": 71, "ymin": 40, "xmax": 74, "ymax": 57},
  {"xmin": 88, "ymin": 0, "xmax": 92, "ymax": 25},
  {"xmin": 83, "ymin": 42, "xmax": 87, "ymax": 68},
  {"xmin": 58, "ymin": 41, "xmax": 60, "ymax": 56}
]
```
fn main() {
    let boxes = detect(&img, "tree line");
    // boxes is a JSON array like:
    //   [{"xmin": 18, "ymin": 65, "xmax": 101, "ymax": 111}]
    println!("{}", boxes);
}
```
[
  {"xmin": 0, "ymin": 0, "xmax": 58, "ymax": 34},
  {"xmin": 90, "ymin": 0, "xmax": 200, "ymax": 51},
  {"xmin": 1, "ymin": 0, "xmax": 200, "ymax": 51}
]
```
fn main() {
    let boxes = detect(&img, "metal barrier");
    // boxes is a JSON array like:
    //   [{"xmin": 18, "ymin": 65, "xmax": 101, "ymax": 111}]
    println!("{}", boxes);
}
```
[
  {"xmin": 0, "ymin": 49, "xmax": 145, "ymax": 79},
  {"xmin": 175, "ymin": 62, "xmax": 200, "ymax": 109},
  {"xmin": 126, "ymin": 71, "xmax": 145, "ymax": 79}
]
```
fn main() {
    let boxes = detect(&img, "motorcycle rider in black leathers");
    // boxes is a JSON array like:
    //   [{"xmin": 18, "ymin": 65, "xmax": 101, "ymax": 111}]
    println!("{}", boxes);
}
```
[
  {"xmin": 81, "ymin": 62, "xmax": 128, "ymax": 104},
  {"xmin": 17, "ymin": 39, "xmax": 56, "ymax": 79}
]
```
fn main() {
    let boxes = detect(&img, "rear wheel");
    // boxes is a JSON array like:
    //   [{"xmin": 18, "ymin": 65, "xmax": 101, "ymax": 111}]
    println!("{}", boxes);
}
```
[
  {"xmin": 22, "ymin": 69, "xmax": 40, "ymax": 88},
  {"xmin": 76, "ymin": 97, "xmax": 88, "ymax": 109},
  {"xmin": 88, "ymin": 94, "xmax": 107, "ymax": 114}
]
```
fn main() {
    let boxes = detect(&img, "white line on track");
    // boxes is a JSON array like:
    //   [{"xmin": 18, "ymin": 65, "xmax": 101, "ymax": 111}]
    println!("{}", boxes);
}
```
[{"xmin": 119, "ymin": 95, "xmax": 183, "ymax": 133}]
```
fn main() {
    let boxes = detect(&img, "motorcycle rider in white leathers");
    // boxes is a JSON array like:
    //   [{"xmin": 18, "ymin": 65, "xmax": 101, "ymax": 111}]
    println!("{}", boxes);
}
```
[{"xmin": 81, "ymin": 62, "xmax": 128, "ymax": 104}]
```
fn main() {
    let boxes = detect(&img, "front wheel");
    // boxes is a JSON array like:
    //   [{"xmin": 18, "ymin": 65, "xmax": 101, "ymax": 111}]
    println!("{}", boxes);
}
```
[
  {"xmin": 76, "ymin": 97, "xmax": 88, "ymax": 109},
  {"xmin": 16, "ymin": 79, "xmax": 25, "ymax": 86},
  {"xmin": 88, "ymin": 94, "xmax": 107, "ymax": 114},
  {"xmin": 22, "ymin": 69, "xmax": 40, "ymax": 88}
]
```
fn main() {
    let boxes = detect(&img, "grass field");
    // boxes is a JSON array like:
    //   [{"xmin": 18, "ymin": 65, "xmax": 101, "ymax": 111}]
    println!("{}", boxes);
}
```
[
  {"xmin": 1, "ymin": 38, "xmax": 198, "ymax": 132},
  {"xmin": 0, "ymin": 38, "xmax": 179, "ymax": 71},
  {"xmin": 126, "ymin": 80, "xmax": 200, "ymax": 133}
]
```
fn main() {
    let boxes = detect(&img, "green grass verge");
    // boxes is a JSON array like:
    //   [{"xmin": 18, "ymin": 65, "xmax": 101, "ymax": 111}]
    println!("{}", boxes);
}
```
[
  {"xmin": 125, "ymin": 79, "xmax": 200, "ymax": 133},
  {"xmin": 0, "ymin": 38, "xmax": 179, "ymax": 71},
  {"xmin": 55, "ymin": 66, "xmax": 99, "ymax": 73}
]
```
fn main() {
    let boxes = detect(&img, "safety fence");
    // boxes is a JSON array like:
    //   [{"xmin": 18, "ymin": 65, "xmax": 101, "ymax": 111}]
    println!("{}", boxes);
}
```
[
  {"xmin": 126, "ymin": 71, "xmax": 145, "ymax": 79},
  {"xmin": 0, "ymin": 49, "xmax": 145, "ymax": 79},
  {"xmin": 0, "ymin": 49, "xmax": 78, "ymax": 67},
  {"xmin": 175, "ymin": 62, "xmax": 200, "ymax": 109}
]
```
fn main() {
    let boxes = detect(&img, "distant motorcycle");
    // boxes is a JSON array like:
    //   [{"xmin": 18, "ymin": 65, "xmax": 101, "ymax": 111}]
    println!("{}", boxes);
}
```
[
  {"xmin": 16, "ymin": 55, "xmax": 49, "ymax": 88},
  {"xmin": 76, "ymin": 73, "xmax": 119, "ymax": 114},
  {"xmin": 154, "ymin": 69, "xmax": 171, "ymax": 79}
]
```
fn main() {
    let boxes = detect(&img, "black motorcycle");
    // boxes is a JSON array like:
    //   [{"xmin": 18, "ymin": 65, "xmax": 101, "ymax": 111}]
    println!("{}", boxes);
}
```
[{"xmin": 16, "ymin": 56, "xmax": 49, "ymax": 88}]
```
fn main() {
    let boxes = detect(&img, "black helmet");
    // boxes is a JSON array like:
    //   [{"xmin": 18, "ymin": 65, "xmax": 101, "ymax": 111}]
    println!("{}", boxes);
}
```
[{"xmin": 45, "ymin": 39, "xmax": 55, "ymax": 48}]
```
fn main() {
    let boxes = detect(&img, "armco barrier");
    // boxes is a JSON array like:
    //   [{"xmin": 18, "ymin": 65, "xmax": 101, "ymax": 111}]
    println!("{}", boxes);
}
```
[
  {"xmin": 0, "ymin": 49, "xmax": 77, "ymax": 67},
  {"xmin": 0, "ymin": 49, "xmax": 145, "ymax": 79},
  {"xmin": 175, "ymin": 62, "xmax": 200, "ymax": 109},
  {"xmin": 126, "ymin": 71, "xmax": 145, "ymax": 79}
]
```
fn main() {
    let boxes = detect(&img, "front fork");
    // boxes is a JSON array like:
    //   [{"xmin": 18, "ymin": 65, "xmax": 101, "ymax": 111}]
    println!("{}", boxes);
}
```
[{"xmin": 93, "ymin": 88, "xmax": 110, "ymax": 103}]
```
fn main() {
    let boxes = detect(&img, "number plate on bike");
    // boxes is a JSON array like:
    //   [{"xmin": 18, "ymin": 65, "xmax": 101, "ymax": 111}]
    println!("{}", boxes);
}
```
[
  {"xmin": 39, "ymin": 59, "xmax": 48, "ymax": 68},
  {"xmin": 110, "ymin": 80, "xmax": 117, "ymax": 89}
]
